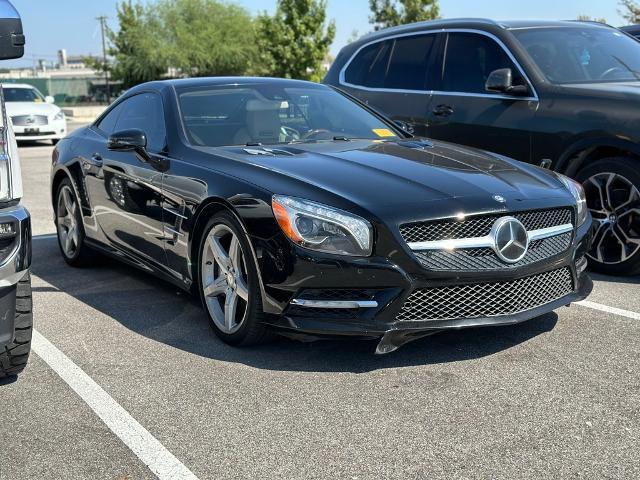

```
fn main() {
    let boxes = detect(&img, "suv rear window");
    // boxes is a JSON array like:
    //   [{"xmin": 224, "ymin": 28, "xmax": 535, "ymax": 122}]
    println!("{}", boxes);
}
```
[{"xmin": 344, "ymin": 34, "xmax": 436, "ymax": 91}]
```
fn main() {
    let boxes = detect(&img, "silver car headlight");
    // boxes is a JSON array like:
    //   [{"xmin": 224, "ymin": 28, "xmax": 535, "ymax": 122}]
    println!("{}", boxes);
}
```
[
  {"xmin": 272, "ymin": 195, "xmax": 373, "ymax": 256},
  {"xmin": 558, "ymin": 175, "xmax": 588, "ymax": 225},
  {"xmin": 54, "ymin": 110, "xmax": 65, "ymax": 121}
]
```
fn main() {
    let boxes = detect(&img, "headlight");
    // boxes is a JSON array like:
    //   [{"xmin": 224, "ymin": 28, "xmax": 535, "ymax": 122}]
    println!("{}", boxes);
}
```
[
  {"xmin": 272, "ymin": 195, "xmax": 373, "ymax": 256},
  {"xmin": 558, "ymin": 175, "xmax": 588, "ymax": 225},
  {"xmin": 54, "ymin": 110, "xmax": 65, "ymax": 121}
]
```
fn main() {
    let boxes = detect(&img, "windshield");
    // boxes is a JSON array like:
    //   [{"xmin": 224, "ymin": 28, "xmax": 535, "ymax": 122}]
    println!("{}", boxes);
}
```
[
  {"xmin": 3, "ymin": 86, "xmax": 45, "ymax": 102},
  {"xmin": 177, "ymin": 84, "xmax": 400, "ymax": 147},
  {"xmin": 512, "ymin": 26, "xmax": 640, "ymax": 84}
]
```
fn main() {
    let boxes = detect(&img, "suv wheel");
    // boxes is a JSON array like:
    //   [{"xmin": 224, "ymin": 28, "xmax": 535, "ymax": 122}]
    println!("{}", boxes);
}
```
[
  {"xmin": 197, "ymin": 211, "xmax": 273, "ymax": 346},
  {"xmin": 576, "ymin": 157, "xmax": 640, "ymax": 275},
  {"xmin": 0, "ymin": 273, "xmax": 33, "ymax": 378}
]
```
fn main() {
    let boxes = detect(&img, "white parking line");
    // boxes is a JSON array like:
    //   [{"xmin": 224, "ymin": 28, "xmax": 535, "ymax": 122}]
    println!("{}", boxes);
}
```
[
  {"xmin": 576, "ymin": 300, "xmax": 640, "ymax": 320},
  {"xmin": 32, "ymin": 329, "xmax": 200, "ymax": 480}
]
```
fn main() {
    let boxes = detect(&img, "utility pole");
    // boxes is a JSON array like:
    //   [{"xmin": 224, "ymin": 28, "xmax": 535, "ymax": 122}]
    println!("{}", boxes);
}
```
[{"xmin": 96, "ymin": 16, "xmax": 110, "ymax": 104}]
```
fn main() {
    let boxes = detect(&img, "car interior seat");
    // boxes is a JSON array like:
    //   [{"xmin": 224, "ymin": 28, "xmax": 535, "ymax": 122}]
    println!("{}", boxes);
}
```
[{"xmin": 233, "ymin": 99, "xmax": 283, "ymax": 145}]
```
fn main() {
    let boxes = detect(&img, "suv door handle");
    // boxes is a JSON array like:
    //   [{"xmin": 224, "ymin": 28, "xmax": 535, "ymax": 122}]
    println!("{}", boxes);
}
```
[{"xmin": 432, "ymin": 104, "xmax": 454, "ymax": 117}]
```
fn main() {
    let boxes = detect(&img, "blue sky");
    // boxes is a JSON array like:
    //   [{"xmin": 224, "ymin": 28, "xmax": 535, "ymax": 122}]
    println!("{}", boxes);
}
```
[{"xmin": 3, "ymin": 0, "xmax": 628, "ymax": 68}]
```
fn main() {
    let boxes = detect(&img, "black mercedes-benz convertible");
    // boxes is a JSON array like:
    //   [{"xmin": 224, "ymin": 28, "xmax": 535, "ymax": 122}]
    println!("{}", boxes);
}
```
[{"xmin": 50, "ymin": 77, "xmax": 592, "ymax": 353}]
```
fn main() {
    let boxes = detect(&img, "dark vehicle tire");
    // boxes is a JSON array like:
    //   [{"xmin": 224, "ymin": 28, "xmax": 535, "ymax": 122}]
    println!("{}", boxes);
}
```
[
  {"xmin": 0, "ymin": 273, "xmax": 33, "ymax": 378},
  {"xmin": 576, "ymin": 157, "xmax": 640, "ymax": 275},
  {"xmin": 197, "ymin": 211, "xmax": 273, "ymax": 346},
  {"xmin": 54, "ymin": 178, "xmax": 95, "ymax": 267}
]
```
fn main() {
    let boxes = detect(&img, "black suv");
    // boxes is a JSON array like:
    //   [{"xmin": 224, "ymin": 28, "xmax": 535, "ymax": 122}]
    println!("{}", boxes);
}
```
[{"xmin": 324, "ymin": 19, "xmax": 640, "ymax": 275}]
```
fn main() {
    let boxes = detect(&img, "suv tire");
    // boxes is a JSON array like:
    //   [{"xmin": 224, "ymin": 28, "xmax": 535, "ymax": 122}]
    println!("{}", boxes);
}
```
[{"xmin": 0, "ymin": 273, "xmax": 33, "ymax": 378}]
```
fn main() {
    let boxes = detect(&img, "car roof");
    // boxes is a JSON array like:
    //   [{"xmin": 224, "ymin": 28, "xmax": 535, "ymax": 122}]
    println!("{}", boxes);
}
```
[
  {"xmin": 356, "ymin": 18, "xmax": 613, "ymax": 43},
  {"xmin": 3, "ymin": 83, "xmax": 36, "ymax": 89},
  {"xmin": 128, "ymin": 77, "xmax": 327, "ymax": 94},
  {"xmin": 620, "ymin": 24, "xmax": 640, "ymax": 34}
]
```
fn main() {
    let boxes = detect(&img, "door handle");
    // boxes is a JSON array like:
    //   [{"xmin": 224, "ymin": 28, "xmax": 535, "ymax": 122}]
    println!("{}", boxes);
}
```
[
  {"xmin": 432, "ymin": 105, "xmax": 454, "ymax": 117},
  {"xmin": 82, "ymin": 153, "xmax": 103, "ymax": 170}
]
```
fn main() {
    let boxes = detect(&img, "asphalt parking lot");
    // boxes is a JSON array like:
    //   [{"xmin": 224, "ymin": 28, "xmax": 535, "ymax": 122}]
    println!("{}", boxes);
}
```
[{"xmin": 1, "ymin": 125, "xmax": 639, "ymax": 480}]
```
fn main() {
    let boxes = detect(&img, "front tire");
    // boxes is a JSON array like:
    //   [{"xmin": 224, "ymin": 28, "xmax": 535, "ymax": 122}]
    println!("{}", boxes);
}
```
[
  {"xmin": 197, "ymin": 211, "xmax": 272, "ymax": 346},
  {"xmin": 0, "ymin": 273, "xmax": 33, "ymax": 378},
  {"xmin": 576, "ymin": 157, "xmax": 640, "ymax": 275},
  {"xmin": 54, "ymin": 178, "xmax": 95, "ymax": 267}
]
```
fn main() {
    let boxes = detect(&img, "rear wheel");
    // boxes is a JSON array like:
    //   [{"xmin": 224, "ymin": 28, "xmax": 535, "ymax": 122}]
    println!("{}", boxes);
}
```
[
  {"xmin": 55, "ymin": 178, "xmax": 95, "ymax": 267},
  {"xmin": 576, "ymin": 157, "xmax": 640, "ymax": 275},
  {"xmin": 0, "ymin": 273, "xmax": 33, "ymax": 378},
  {"xmin": 197, "ymin": 211, "xmax": 272, "ymax": 346}
]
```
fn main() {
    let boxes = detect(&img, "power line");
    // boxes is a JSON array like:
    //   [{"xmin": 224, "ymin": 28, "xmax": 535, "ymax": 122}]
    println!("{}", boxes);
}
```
[{"xmin": 97, "ymin": 15, "xmax": 110, "ymax": 104}]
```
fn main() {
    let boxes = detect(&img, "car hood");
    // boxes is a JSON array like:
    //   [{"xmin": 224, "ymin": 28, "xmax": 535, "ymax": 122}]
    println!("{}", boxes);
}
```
[
  {"xmin": 5, "ymin": 101, "xmax": 60, "ymax": 117},
  {"xmin": 206, "ymin": 139, "xmax": 568, "ymax": 217},
  {"xmin": 559, "ymin": 81, "xmax": 640, "ymax": 99}
]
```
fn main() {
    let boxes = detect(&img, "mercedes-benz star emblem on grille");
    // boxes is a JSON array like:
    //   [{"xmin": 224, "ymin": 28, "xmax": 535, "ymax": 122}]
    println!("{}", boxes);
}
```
[
  {"xmin": 491, "ymin": 216, "xmax": 529, "ymax": 263},
  {"xmin": 492, "ymin": 194, "xmax": 506, "ymax": 203},
  {"xmin": 25, "ymin": 116, "xmax": 34, "ymax": 124}
]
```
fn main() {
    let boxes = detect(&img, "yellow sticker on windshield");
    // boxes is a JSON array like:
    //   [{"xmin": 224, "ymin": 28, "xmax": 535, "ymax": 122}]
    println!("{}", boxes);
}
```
[{"xmin": 372, "ymin": 128, "xmax": 396, "ymax": 138}]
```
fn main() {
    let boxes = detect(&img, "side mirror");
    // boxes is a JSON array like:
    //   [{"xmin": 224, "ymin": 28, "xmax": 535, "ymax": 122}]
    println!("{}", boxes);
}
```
[
  {"xmin": 108, "ymin": 129, "xmax": 149, "ymax": 160},
  {"xmin": 45, "ymin": 95, "xmax": 54, "ymax": 104},
  {"xmin": 0, "ymin": 1, "xmax": 24, "ymax": 60},
  {"xmin": 485, "ymin": 68, "xmax": 529, "ymax": 96}
]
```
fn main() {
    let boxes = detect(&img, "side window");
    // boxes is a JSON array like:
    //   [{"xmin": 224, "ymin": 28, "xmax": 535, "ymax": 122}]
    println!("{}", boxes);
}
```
[
  {"xmin": 384, "ymin": 34, "xmax": 436, "ymax": 90},
  {"xmin": 344, "ymin": 40, "xmax": 392, "ymax": 88},
  {"xmin": 442, "ymin": 32, "xmax": 525, "ymax": 94},
  {"xmin": 96, "ymin": 102, "xmax": 124, "ymax": 135},
  {"xmin": 114, "ymin": 93, "xmax": 167, "ymax": 152}
]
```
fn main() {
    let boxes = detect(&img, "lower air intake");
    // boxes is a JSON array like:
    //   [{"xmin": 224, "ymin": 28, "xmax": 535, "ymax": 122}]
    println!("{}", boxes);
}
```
[{"xmin": 397, "ymin": 267, "xmax": 573, "ymax": 322}]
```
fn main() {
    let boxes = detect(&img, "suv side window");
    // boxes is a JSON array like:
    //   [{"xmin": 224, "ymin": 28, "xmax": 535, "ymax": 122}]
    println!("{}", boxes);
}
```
[
  {"xmin": 96, "ymin": 102, "xmax": 124, "ymax": 135},
  {"xmin": 114, "ymin": 92, "xmax": 167, "ymax": 152},
  {"xmin": 442, "ymin": 32, "xmax": 525, "ymax": 94},
  {"xmin": 385, "ymin": 34, "xmax": 436, "ymax": 90},
  {"xmin": 344, "ymin": 40, "xmax": 392, "ymax": 88}
]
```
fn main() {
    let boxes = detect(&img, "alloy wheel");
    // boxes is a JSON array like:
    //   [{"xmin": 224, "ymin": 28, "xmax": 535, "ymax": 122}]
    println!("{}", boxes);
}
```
[
  {"xmin": 201, "ymin": 224, "xmax": 250, "ymax": 334},
  {"xmin": 583, "ymin": 172, "xmax": 640, "ymax": 264},
  {"xmin": 56, "ymin": 185, "xmax": 80, "ymax": 258}
]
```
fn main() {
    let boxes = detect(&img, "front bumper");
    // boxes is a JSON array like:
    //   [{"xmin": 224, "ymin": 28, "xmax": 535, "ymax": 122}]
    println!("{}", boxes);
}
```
[
  {"xmin": 257, "ymin": 213, "xmax": 593, "ymax": 347},
  {"xmin": 0, "ymin": 204, "xmax": 31, "ymax": 347},
  {"xmin": 13, "ymin": 120, "xmax": 67, "ymax": 141}
]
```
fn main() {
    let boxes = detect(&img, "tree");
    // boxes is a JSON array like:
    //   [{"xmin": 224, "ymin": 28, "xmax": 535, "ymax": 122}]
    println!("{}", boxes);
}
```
[
  {"xmin": 256, "ymin": 0, "xmax": 336, "ymax": 81},
  {"xmin": 106, "ymin": 0, "xmax": 259, "ymax": 89},
  {"xmin": 157, "ymin": 0, "xmax": 259, "ymax": 77},
  {"xmin": 107, "ymin": 1, "xmax": 169, "ymax": 89},
  {"xmin": 620, "ymin": 0, "xmax": 640, "ymax": 23},
  {"xmin": 369, "ymin": 0, "xmax": 439, "ymax": 31},
  {"xmin": 577, "ymin": 14, "xmax": 607, "ymax": 23}
]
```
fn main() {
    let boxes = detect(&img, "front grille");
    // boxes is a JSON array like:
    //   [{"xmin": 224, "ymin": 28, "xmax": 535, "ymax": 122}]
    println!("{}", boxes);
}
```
[
  {"xmin": 400, "ymin": 208, "xmax": 572, "ymax": 243},
  {"xmin": 415, "ymin": 232, "xmax": 572, "ymax": 270},
  {"xmin": 396, "ymin": 267, "xmax": 573, "ymax": 322},
  {"xmin": 11, "ymin": 115, "xmax": 48, "ymax": 126}
]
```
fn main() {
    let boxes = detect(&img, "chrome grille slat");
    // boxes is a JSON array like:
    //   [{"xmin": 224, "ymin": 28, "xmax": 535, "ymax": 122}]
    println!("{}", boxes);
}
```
[
  {"xmin": 397, "ymin": 267, "xmax": 573, "ymax": 322},
  {"xmin": 415, "ymin": 232, "xmax": 572, "ymax": 270},
  {"xmin": 400, "ymin": 208, "xmax": 573, "ymax": 243}
]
